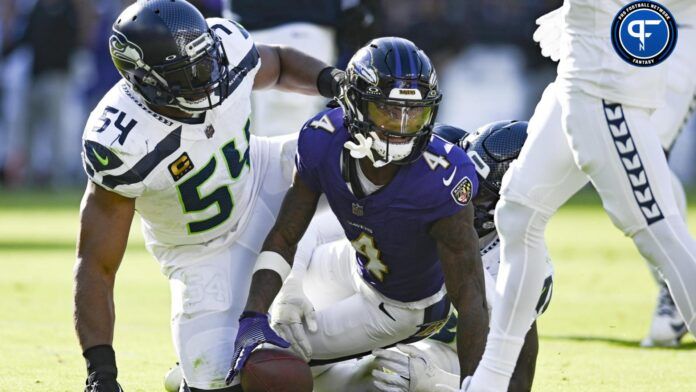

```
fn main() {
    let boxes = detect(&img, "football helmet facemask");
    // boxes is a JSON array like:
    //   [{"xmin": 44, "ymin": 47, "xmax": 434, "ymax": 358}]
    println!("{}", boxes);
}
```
[
  {"xmin": 109, "ymin": 0, "xmax": 231, "ymax": 113},
  {"xmin": 342, "ymin": 37, "xmax": 442, "ymax": 167}
]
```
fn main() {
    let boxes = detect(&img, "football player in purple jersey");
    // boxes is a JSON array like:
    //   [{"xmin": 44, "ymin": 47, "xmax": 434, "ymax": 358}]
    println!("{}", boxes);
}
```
[{"xmin": 226, "ymin": 37, "xmax": 502, "ymax": 387}]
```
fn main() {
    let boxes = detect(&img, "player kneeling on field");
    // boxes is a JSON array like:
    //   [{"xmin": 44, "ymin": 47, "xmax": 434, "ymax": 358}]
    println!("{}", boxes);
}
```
[{"xmin": 225, "ymin": 37, "xmax": 495, "ymax": 387}]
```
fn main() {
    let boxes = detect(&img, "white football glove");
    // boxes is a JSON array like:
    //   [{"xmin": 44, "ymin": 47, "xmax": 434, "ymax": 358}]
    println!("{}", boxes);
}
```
[
  {"xmin": 372, "ymin": 344, "xmax": 459, "ymax": 392},
  {"xmin": 532, "ymin": 7, "xmax": 563, "ymax": 62},
  {"xmin": 270, "ymin": 275, "xmax": 317, "ymax": 362}
]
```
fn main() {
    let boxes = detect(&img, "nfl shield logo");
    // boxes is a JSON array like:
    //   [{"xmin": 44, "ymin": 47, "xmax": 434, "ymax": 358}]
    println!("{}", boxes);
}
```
[
  {"xmin": 352, "ymin": 203, "xmax": 364, "ymax": 216},
  {"xmin": 205, "ymin": 125, "xmax": 215, "ymax": 138}
]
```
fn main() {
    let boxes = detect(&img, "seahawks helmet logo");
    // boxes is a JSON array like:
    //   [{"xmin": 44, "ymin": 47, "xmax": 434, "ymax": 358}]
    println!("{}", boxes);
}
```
[{"xmin": 109, "ymin": 30, "xmax": 145, "ymax": 67}]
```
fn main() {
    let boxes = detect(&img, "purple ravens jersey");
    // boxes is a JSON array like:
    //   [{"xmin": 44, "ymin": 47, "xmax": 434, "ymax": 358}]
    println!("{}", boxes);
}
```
[{"xmin": 296, "ymin": 108, "xmax": 479, "ymax": 302}]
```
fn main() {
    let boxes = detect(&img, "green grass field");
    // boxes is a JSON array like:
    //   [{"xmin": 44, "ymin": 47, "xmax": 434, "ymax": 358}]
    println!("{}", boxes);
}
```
[{"xmin": 0, "ymin": 189, "xmax": 694, "ymax": 391}]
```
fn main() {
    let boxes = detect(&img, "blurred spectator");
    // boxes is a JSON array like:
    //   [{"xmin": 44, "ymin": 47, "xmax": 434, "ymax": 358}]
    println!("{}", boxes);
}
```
[
  {"xmin": 373, "ymin": 0, "xmax": 561, "ymax": 130},
  {"xmin": 231, "ymin": 0, "xmax": 342, "ymax": 136},
  {"xmin": 2, "ymin": 0, "xmax": 95, "ymax": 188},
  {"xmin": 1, "ymin": 0, "xmax": 34, "ymax": 188},
  {"xmin": 85, "ymin": 0, "xmax": 131, "ymax": 109}
]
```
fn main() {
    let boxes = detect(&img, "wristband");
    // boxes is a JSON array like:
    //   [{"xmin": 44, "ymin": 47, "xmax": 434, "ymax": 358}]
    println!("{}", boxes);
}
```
[
  {"xmin": 83, "ymin": 344, "xmax": 117, "ymax": 377},
  {"xmin": 253, "ymin": 251, "xmax": 291, "ymax": 281},
  {"xmin": 317, "ymin": 66, "xmax": 343, "ymax": 98}
]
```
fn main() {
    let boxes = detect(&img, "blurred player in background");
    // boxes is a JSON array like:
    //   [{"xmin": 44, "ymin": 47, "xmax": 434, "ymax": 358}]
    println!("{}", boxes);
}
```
[
  {"xmin": 230, "ymin": 0, "xmax": 338, "ymax": 136},
  {"xmin": 73, "ymin": 1, "xmax": 344, "ymax": 391},
  {"xmin": 465, "ymin": 2, "xmax": 696, "ymax": 391},
  {"xmin": 225, "ymin": 37, "xmax": 494, "ymax": 388}
]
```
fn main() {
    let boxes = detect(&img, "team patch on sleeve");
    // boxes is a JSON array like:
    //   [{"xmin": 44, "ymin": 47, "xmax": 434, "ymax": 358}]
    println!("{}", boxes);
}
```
[{"xmin": 451, "ymin": 176, "xmax": 473, "ymax": 206}]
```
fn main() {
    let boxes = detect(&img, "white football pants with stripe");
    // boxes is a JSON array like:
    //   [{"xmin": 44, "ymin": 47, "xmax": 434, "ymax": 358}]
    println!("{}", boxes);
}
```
[{"xmin": 469, "ymin": 82, "xmax": 696, "ymax": 392}]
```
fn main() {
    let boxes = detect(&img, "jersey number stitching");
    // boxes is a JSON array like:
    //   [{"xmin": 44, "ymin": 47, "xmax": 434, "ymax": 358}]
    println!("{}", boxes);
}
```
[
  {"xmin": 93, "ymin": 106, "xmax": 137, "ymax": 145},
  {"xmin": 352, "ymin": 232, "xmax": 389, "ymax": 281},
  {"xmin": 177, "ymin": 120, "xmax": 251, "ymax": 234}
]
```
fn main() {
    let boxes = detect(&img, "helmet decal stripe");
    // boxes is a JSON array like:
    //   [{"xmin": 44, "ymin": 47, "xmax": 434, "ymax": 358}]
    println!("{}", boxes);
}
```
[
  {"xmin": 405, "ymin": 42, "xmax": 418, "ymax": 88},
  {"xmin": 389, "ymin": 38, "xmax": 403, "ymax": 78}
]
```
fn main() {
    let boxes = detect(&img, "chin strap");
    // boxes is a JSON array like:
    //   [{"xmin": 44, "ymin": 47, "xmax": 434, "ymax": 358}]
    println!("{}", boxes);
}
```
[{"xmin": 343, "ymin": 132, "xmax": 392, "ymax": 168}]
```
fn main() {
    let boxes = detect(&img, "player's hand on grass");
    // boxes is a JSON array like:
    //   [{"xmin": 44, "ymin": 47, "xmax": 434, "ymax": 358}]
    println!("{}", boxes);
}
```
[
  {"xmin": 225, "ymin": 311, "xmax": 290, "ymax": 384},
  {"xmin": 270, "ymin": 275, "xmax": 318, "ymax": 362},
  {"xmin": 84, "ymin": 371, "xmax": 123, "ymax": 392},
  {"xmin": 373, "ymin": 344, "xmax": 456, "ymax": 392}
]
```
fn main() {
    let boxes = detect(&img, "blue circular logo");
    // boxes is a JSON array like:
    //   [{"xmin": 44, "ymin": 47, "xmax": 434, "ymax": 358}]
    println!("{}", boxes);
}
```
[{"xmin": 611, "ymin": 1, "xmax": 677, "ymax": 67}]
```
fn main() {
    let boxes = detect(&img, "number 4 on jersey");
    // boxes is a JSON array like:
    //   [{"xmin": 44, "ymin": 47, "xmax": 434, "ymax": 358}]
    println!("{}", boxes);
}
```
[
  {"xmin": 352, "ymin": 232, "xmax": 389, "ymax": 281},
  {"xmin": 310, "ymin": 114, "xmax": 335, "ymax": 133},
  {"xmin": 423, "ymin": 151, "xmax": 450, "ymax": 170}
]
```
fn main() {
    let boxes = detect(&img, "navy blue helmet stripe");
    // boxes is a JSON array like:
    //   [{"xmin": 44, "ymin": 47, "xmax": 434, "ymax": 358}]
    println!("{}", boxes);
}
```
[
  {"xmin": 406, "ymin": 42, "xmax": 418, "ymax": 87},
  {"xmin": 102, "ymin": 126, "xmax": 183, "ymax": 188},
  {"xmin": 389, "ymin": 38, "xmax": 403, "ymax": 78}
]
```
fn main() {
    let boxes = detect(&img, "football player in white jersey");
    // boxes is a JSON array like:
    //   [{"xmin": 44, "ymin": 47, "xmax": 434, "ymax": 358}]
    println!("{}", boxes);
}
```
[
  {"xmin": 534, "ymin": 4, "xmax": 696, "ymax": 347},
  {"xmin": 464, "ymin": 2, "xmax": 696, "ymax": 391},
  {"xmin": 73, "ymin": 1, "xmax": 345, "ymax": 391},
  {"xmin": 534, "ymin": 4, "xmax": 695, "ymax": 348}
]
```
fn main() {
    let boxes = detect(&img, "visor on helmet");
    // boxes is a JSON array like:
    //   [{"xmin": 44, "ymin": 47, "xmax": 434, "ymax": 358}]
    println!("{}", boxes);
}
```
[
  {"xmin": 366, "ymin": 102, "xmax": 434, "ymax": 135},
  {"xmin": 151, "ymin": 33, "xmax": 230, "ymax": 112}
]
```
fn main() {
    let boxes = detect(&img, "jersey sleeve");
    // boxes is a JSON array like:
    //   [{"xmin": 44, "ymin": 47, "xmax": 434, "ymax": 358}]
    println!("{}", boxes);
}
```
[
  {"xmin": 295, "ymin": 108, "xmax": 343, "ymax": 193},
  {"xmin": 207, "ymin": 18, "xmax": 260, "ymax": 74},
  {"xmin": 423, "ymin": 137, "xmax": 480, "ymax": 221},
  {"xmin": 81, "ymin": 100, "xmax": 148, "ymax": 199}
]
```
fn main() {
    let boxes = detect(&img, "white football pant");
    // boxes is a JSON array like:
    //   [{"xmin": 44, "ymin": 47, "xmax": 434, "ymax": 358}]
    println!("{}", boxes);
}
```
[
  {"xmin": 473, "ymin": 82, "xmax": 696, "ymax": 392},
  {"xmin": 294, "ymin": 238, "xmax": 450, "ymax": 363},
  {"xmin": 163, "ymin": 135, "xmax": 296, "ymax": 390}
]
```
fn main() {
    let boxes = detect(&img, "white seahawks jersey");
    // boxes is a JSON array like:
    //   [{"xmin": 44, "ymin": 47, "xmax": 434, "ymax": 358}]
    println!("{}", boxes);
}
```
[
  {"xmin": 82, "ymin": 18, "xmax": 262, "ymax": 248},
  {"xmin": 556, "ymin": 0, "xmax": 694, "ymax": 108}
]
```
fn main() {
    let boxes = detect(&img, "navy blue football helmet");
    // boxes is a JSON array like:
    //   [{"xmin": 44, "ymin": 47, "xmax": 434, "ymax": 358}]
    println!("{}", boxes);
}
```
[
  {"xmin": 432, "ymin": 123, "xmax": 470, "ymax": 148},
  {"xmin": 434, "ymin": 121, "xmax": 528, "ymax": 236},
  {"xmin": 465, "ymin": 120, "xmax": 528, "ymax": 236},
  {"xmin": 342, "ymin": 37, "xmax": 442, "ymax": 165},
  {"xmin": 109, "ymin": 0, "xmax": 231, "ymax": 113}
]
